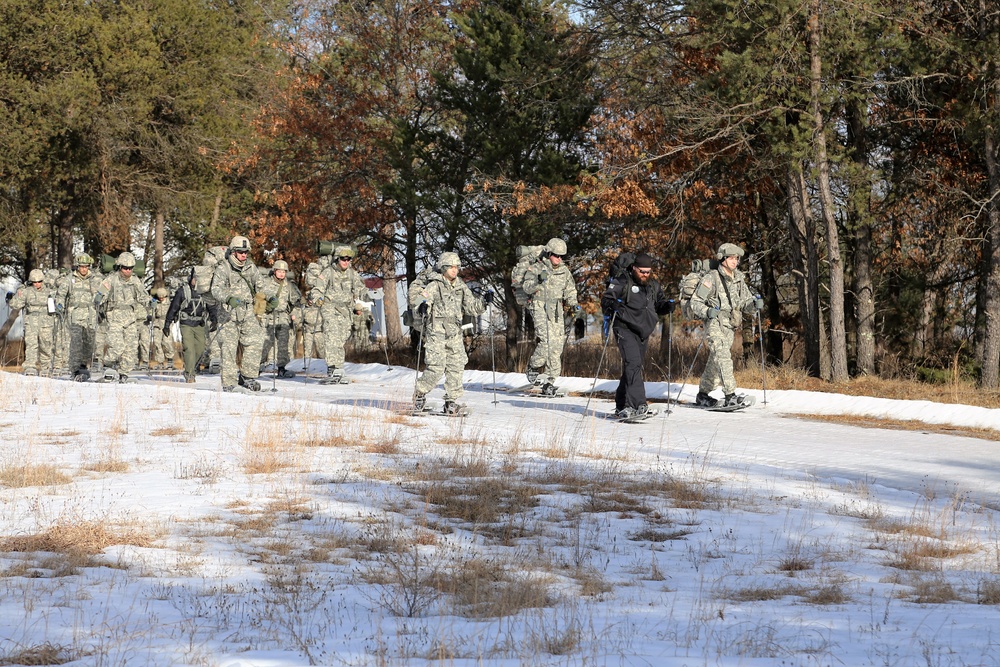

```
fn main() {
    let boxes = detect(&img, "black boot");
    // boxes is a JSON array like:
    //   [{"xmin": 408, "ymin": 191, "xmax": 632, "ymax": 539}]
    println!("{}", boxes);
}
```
[{"xmin": 695, "ymin": 391, "xmax": 718, "ymax": 408}]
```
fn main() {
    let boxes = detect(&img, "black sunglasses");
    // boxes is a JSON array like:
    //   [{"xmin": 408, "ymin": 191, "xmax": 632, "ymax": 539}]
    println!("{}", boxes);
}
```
[{"xmin": 338, "ymin": 256, "xmax": 353, "ymax": 261}]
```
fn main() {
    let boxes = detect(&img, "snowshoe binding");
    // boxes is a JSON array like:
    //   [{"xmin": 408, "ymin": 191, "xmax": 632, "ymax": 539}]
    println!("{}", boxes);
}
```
[
  {"xmin": 700, "ymin": 392, "xmax": 755, "ymax": 412},
  {"xmin": 72, "ymin": 368, "xmax": 90, "ymax": 382},
  {"xmin": 320, "ymin": 369, "xmax": 350, "ymax": 385}
]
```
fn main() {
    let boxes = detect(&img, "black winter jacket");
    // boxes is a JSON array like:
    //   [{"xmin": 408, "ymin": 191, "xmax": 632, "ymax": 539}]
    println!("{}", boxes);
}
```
[{"xmin": 601, "ymin": 277, "xmax": 673, "ymax": 340}]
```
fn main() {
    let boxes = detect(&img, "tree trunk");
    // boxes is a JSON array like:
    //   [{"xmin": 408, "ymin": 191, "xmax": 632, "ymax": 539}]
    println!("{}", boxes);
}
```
[
  {"xmin": 846, "ymin": 98, "xmax": 875, "ymax": 375},
  {"xmin": 153, "ymin": 210, "xmax": 165, "ymax": 288},
  {"xmin": 786, "ymin": 162, "xmax": 822, "ymax": 376},
  {"xmin": 55, "ymin": 207, "xmax": 75, "ymax": 271},
  {"xmin": 809, "ymin": 0, "xmax": 848, "ymax": 383},
  {"xmin": 979, "ymin": 129, "xmax": 1000, "ymax": 387}
]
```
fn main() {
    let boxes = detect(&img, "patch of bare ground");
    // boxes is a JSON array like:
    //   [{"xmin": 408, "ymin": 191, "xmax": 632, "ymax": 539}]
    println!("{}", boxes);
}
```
[{"xmin": 789, "ymin": 413, "xmax": 1000, "ymax": 441}]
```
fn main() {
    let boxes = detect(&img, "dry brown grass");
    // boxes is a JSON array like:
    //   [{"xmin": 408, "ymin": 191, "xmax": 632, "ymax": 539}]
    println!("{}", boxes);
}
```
[
  {"xmin": 416, "ymin": 476, "xmax": 541, "ymax": 543},
  {"xmin": 0, "ymin": 520, "xmax": 156, "ymax": 558},
  {"xmin": 0, "ymin": 642, "xmax": 76, "ymax": 665},
  {"xmin": 791, "ymin": 413, "xmax": 1000, "ymax": 440},
  {"xmin": 149, "ymin": 425, "xmax": 190, "ymax": 438},
  {"xmin": 81, "ymin": 459, "xmax": 130, "ymax": 473},
  {"xmin": 35, "ymin": 430, "xmax": 81, "ymax": 445},
  {"xmin": 0, "ymin": 463, "xmax": 72, "ymax": 488}
]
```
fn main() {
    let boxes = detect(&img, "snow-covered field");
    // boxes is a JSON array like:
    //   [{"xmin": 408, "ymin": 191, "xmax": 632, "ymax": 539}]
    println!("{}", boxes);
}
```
[{"xmin": 2, "ymin": 362, "xmax": 1000, "ymax": 666}]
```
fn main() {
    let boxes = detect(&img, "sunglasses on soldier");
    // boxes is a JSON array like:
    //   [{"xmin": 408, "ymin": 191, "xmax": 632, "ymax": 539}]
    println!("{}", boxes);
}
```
[{"xmin": 338, "ymin": 256, "xmax": 353, "ymax": 262}]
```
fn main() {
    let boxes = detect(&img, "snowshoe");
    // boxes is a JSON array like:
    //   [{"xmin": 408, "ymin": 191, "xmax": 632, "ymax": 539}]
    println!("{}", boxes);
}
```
[
  {"xmin": 611, "ymin": 405, "xmax": 657, "ymax": 424},
  {"xmin": 101, "ymin": 368, "xmax": 120, "ymax": 383},
  {"xmin": 238, "ymin": 374, "xmax": 261, "ymax": 392},
  {"xmin": 413, "ymin": 393, "xmax": 427, "ymax": 412},
  {"xmin": 73, "ymin": 368, "xmax": 90, "ymax": 382},
  {"xmin": 539, "ymin": 383, "xmax": 562, "ymax": 397},
  {"xmin": 276, "ymin": 367, "xmax": 296, "ymax": 379},
  {"xmin": 525, "ymin": 367, "xmax": 544, "ymax": 385},
  {"xmin": 319, "ymin": 370, "xmax": 350, "ymax": 385},
  {"xmin": 223, "ymin": 385, "xmax": 253, "ymax": 394},
  {"xmin": 703, "ymin": 393, "xmax": 755, "ymax": 412}
]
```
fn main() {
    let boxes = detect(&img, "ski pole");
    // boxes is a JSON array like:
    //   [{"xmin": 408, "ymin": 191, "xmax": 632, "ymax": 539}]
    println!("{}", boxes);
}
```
[
  {"xmin": 489, "ymin": 300, "xmax": 498, "ymax": 406},
  {"xmin": 270, "ymin": 314, "xmax": 278, "ymax": 392},
  {"xmin": 412, "ymin": 310, "xmax": 427, "ymax": 403},
  {"xmin": 666, "ymin": 312, "xmax": 673, "ymax": 411},
  {"xmin": 583, "ymin": 310, "xmax": 616, "ymax": 418},
  {"xmin": 756, "ymin": 309, "xmax": 767, "ymax": 405},
  {"xmin": 670, "ymin": 334, "xmax": 706, "ymax": 406}
]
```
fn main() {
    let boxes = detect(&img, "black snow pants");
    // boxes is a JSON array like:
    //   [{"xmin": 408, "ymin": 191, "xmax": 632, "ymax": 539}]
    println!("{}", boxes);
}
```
[{"xmin": 613, "ymin": 326, "xmax": 648, "ymax": 411}]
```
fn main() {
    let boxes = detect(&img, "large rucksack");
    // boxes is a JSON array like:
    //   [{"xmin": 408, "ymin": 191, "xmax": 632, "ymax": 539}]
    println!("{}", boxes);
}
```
[
  {"xmin": 402, "ymin": 266, "xmax": 438, "ymax": 333},
  {"xmin": 678, "ymin": 258, "xmax": 719, "ymax": 320},
  {"xmin": 192, "ymin": 246, "xmax": 227, "ymax": 297},
  {"xmin": 510, "ymin": 245, "xmax": 546, "ymax": 306}
]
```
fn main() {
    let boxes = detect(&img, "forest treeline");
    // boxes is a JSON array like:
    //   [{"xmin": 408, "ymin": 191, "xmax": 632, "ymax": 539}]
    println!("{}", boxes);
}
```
[{"xmin": 2, "ymin": 0, "xmax": 998, "ymax": 384}]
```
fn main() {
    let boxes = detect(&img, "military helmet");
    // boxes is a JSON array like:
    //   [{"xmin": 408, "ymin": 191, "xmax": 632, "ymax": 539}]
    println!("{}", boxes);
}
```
[
  {"xmin": 545, "ymin": 238, "xmax": 568, "ymax": 256},
  {"xmin": 27, "ymin": 269, "xmax": 45, "ymax": 283},
  {"xmin": 716, "ymin": 243, "xmax": 745, "ymax": 260},
  {"xmin": 229, "ymin": 235, "xmax": 251, "ymax": 252},
  {"xmin": 74, "ymin": 252, "xmax": 94, "ymax": 266},
  {"xmin": 333, "ymin": 244, "xmax": 356, "ymax": 259},
  {"xmin": 272, "ymin": 260, "xmax": 289, "ymax": 272},
  {"xmin": 116, "ymin": 251, "xmax": 137, "ymax": 268},
  {"xmin": 437, "ymin": 251, "xmax": 461, "ymax": 270}
]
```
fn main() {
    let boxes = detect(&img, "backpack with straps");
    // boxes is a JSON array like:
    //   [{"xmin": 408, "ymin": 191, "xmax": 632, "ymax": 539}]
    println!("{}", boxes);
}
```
[
  {"xmin": 510, "ymin": 245, "xmax": 547, "ymax": 306},
  {"xmin": 192, "ymin": 246, "xmax": 227, "ymax": 297},
  {"xmin": 678, "ymin": 258, "xmax": 719, "ymax": 320}
]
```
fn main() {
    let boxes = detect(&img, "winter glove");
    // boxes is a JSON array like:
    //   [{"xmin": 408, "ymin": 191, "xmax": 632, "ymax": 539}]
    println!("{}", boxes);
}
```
[
  {"xmin": 226, "ymin": 297, "xmax": 244, "ymax": 309},
  {"xmin": 144, "ymin": 315, "xmax": 152, "ymax": 326},
  {"xmin": 266, "ymin": 296, "xmax": 279, "ymax": 313},
  {"xmin": 572, "ymin": 305, "xmax": 582, "ymax": 315},
  {"xmin": 664, "ymin": 299, "xmax": 675, "ymax": 314},
  {"xmin": 536, "ymin": 269, "xmax": 549, "ymax": 282},
  {"xmin": 4, "ymin": 292, "xmax": 12, "ymax": 304},
  {"xmin": 483, "ymin": 291, "xmax": 495, "ymax": 306},
  {"xmin": 55, "ymin": 303, "xmax": 64, "ymax": 314},
  {"xmin": 162, "ymin": 326, "xmax": 170, "ymax": 337},
  {"xmin": 706, "ymin": 307, "xmax": 720, "ymax": 320},
  {"xmin": 753, "ymin": 297, "xmax": 764, "ymax": 312},
  {"xmin": 417, "ymin": 301, "xmax": 429, "ymax": 316}
]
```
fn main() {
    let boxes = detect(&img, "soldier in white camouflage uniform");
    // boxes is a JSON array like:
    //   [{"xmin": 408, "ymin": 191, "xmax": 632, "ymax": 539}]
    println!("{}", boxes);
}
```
[
  {"xmin": 260, "ymin": 260, "xmax": 301, "ymax": 378},
  {"xmin": 520, "ymin": 238, "xmax": 580, "ymax": 395},
  {"xmin": 301, "ymin": 261, "xmax": 326, "ymax": 363},
  {"xmin": 410, "ymin": 252, "xmax": 485, "ymax": 414},
  {"xmin": 311, "ymin": 245, "xmax": 369, "ymax": 383},
  {"xmin": 9, "ymin": 269, "xmax": 56, "ymax": 376},
  {"xmin": 210, "ymin": 235, "xmax": 274, "ymax": 392},
  {"xmin": 56, "ymin": 253, "xmax": 101, "ymax": 380},
  {"xmin": 150, "ymin": 287, "xmax": 174, "ymax": 369},
  {"xmin": 94, "ymin": 252, "xmax": 148, "ymax": 382},
  {"xmin": 690, "ymin": 243, "xmax": 763, "ymax": 408}
]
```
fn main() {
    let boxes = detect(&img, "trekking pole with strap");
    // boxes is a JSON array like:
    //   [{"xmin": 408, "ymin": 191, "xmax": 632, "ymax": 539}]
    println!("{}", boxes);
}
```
[
  {"xmin": 666, "ymin": 312, "xmax": 674, "ymax": 412},
  {"xmin": 583, "ymin": 310, "xmax": 616, "ymax": 418},
  {"xmin": 379, "ymin": 303, "xmax": 393, "ymax": 370},
  {"xmin": 412, "ymin": 308, "xmax": 427, "ymax": 405},
  {"xmin": 669, "ymin": 332, "xmax": 706, "ymax": 406},
  {"xmin": 755, "ymin": 309, "xmax": 767, "ymax": 405},
  {"xmin": 489, "ymin": 299, "xmax": 498, "ymax": 406},
  {"xmin": 269, "ymin": 314, "xmax": 278, "ymax": 392}
]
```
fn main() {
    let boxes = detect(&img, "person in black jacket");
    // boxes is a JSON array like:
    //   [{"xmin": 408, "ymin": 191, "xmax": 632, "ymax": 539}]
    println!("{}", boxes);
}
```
[
  {"xmin": 600, "ymin": 253, "xmax": 675, "ymax": 419},
  {"xmin": 164, "ymin": 268, "xmax": 218, "ymax": 383}
]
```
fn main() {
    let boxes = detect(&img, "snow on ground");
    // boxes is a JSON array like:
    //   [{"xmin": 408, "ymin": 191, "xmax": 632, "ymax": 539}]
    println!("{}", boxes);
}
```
[{"xmin": 1, "ymin": 363, "xmax": 1000, "ymax": 666}]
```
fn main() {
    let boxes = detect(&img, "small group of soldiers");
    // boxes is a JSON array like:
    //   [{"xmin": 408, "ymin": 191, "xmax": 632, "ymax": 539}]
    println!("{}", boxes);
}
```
[{"xmin": 7, "ymin": 252, "xmax": 175, "ymax": 382}]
